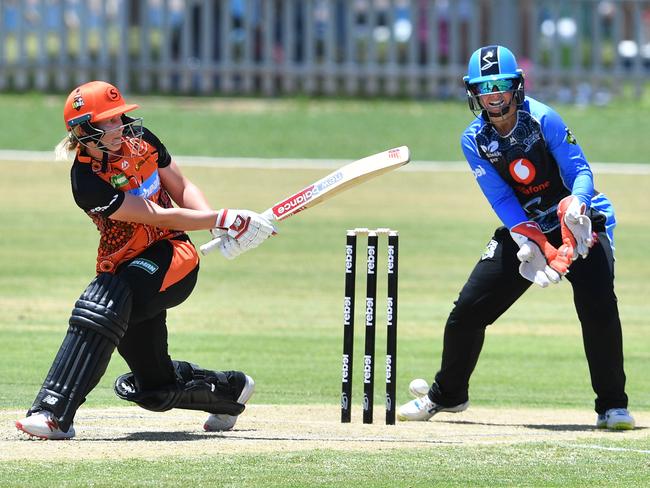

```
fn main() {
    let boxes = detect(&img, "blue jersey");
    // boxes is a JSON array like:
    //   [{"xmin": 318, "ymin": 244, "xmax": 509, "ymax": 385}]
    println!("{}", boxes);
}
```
[{"xmin": 461, "ymin": 97, "xmax": 615, "ymax": 242}]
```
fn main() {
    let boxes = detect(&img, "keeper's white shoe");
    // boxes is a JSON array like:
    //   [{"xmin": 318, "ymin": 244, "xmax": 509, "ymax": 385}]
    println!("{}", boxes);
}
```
[
  {"xmin": 397, "ymin": 394, "xmax": 469, "ymax": 421},
  {"xmin": 15, "ymin": 411, "xmax": 76, "ymax": 440},
  {"xmin": 596, "ymin": 408, "xmax": 635, "ymax": 430},
  {"xmin": 204, "ymin": 374, "xmax": 255, "ymax": 432}
]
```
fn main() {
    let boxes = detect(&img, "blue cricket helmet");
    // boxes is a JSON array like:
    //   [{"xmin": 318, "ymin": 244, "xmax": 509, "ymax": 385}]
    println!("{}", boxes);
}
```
[
  {"xmin": 463, "ymin": 45, "xmax": 525, "ymax": 117},
  {"xmin": 464, "ymin": 45, "xmax": 522, "ymax": 84}
]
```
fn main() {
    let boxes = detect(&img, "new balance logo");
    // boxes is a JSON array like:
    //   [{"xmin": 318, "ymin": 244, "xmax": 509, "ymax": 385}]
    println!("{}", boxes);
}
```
[
  {"xmin": 42, "ymin": 395, "xmax": 58, "ymax": 406},
  {"xmin": 120, "ymin": 381, "xmax": 135, "ymax": 394}
]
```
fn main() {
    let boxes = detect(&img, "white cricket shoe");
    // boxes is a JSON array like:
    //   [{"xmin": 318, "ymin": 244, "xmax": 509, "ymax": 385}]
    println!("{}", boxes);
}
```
[
  {"xmin": 15, "ymin": 411, "xmax": 76, "ymax": 440},
  {"xmin": 397, "ymin": 395, "xmax": 469, "ymax": 422},
  {"xmin": 204, "ymin": 374, "xmax": 255, "ymax": 432},
  {"xmin": 596, "ymin": 408, "xmax": 635, "ymax": 430}
]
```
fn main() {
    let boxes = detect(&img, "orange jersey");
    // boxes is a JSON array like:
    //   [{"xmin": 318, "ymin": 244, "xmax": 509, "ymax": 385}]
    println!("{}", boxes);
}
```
[{"xmin": 71, "ymin": 128, "xmax": 187, "ymax": 273}]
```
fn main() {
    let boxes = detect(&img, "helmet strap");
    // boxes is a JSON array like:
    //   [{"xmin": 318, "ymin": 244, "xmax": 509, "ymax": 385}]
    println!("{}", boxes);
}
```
[{"xmin": 100, "ymin": 151, "xmax": 110, "ymax": 173}]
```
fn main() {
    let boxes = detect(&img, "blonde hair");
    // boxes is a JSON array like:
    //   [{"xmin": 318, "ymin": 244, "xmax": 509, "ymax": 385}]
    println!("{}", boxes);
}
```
[{"xmin": 54, "ymin": 130, "xmax": 81, "ymax": 161}]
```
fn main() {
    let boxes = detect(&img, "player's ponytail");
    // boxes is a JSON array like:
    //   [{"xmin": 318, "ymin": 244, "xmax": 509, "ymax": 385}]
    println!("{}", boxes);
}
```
[{"xmin": 54, "ymin": 130, "xmax": 80, "ymax": 161}]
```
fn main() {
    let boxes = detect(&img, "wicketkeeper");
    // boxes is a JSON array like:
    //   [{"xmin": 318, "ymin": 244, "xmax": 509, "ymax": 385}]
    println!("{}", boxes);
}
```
[
  {"xmin": 16, "ymin": 81, "xmax": 275, "ymax": 439},
  {"xmin": 398, "ymin": 45, "xmax": 634, "ymax": 430}
]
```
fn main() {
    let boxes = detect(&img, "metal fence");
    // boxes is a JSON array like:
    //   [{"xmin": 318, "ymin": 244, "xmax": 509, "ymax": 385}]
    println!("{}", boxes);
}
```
[{"xmin": 1, "ymin": 0, "xmax": 649, "ymax": 101}]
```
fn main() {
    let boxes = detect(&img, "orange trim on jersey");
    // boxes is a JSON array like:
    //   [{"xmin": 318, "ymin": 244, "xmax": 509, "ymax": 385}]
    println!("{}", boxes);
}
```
[
  {"xmin": 160, "ymin": 239, "xmax": 199, "ymax": 292},
  {"xmin": 76, "ymin": 136, "xmax": 182, "ymax": 274}
]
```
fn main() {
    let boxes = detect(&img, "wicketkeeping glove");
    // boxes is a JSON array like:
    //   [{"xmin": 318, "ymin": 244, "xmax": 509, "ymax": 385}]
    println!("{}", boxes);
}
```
[
  {"xmin": 510, "ymin": 221, "xmax": 572, "ymax": 288},
  {"xmin": 212, "ymin": 208, "xmax": 276, "ymax": 253},
  {"xmin": 557, "ymin": 195, "xmax": 593, "ymax": 260}
]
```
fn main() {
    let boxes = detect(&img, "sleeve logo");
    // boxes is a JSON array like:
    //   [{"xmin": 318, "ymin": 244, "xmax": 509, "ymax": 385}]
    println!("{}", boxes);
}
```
[
  {"xmin": 565, "ymin": 128, "xmax": 577, "ymax": 145},
  {"xmin": 471, "ymin": 165, "xmax": 487, "ymax": 178},
  {"xmin": 481, "ymin": 239, "xmax": 498, "ymax": 260}
]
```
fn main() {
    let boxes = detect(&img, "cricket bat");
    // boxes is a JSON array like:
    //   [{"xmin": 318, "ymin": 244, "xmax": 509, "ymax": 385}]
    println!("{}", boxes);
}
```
[{"xmin": 200, "ymin": 145, "xmax": 410, "ymax": 255}]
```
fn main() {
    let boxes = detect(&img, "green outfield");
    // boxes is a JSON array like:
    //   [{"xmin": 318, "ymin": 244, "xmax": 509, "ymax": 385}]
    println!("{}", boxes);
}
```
[
  {"xmin": 1, "ymin": 92, "xmax": 649, "ymax": 162},
  {"xmin": 1, "ymin": 96, "xmax": 649, "ymax": 486}
]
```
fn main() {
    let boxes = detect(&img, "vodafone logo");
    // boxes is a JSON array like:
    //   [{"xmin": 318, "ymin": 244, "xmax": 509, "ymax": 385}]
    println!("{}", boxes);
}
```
[{"xmin": 509, "ymin": 158, "xmax": 535, "ymax": 184}]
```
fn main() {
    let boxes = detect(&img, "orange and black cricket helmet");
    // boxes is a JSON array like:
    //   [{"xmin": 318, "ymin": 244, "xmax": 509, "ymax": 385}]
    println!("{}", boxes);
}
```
[{"xmin": 63, "ymin": 81, "xmax": 139, "ymax": 131}]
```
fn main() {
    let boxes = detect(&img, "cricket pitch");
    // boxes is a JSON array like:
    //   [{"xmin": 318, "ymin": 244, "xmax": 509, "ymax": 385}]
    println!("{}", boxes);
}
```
[{"xmin": 1, "ymin": 405, "xmax": 648, "ymax": 460}]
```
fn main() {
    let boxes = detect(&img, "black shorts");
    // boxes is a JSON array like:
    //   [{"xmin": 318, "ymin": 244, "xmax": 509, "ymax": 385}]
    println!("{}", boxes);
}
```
[
  {"xmin": 114, "ymin": 237, "xmax": 200, "ymax": 389},
  {"xmin": 116, "ymin": 236, "xmax": 199, "ymax": 325}
]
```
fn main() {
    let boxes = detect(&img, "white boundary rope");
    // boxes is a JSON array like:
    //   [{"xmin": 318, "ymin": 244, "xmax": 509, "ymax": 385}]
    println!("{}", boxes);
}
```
[{"xmin": 1, "ymin": 150, "xmax": 649, "ymax": 175}]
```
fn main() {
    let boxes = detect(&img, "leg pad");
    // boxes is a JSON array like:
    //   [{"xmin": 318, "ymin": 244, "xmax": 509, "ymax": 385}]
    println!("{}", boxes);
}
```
[
  {"xmin": 29, "ymin": 273, "xmax": 132, "ymax": 431},
  {"xmin": 114, "ymin": 360, "xmax": 246, "ymax": 416}
]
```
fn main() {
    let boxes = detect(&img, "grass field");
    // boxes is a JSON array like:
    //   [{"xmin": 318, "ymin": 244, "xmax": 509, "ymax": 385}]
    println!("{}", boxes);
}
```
[
  {"xmin": 1, "ymin": 96, "xmax": 649, "ymax": 486},
  {"xmin": 1, "ymin": 92, "xmax": 649, "ymax": 162}
]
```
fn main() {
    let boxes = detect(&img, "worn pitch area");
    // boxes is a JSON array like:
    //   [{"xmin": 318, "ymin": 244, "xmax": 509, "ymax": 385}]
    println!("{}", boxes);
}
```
[{"xmin": 1, "ymin": 405, "xmax": 648, "ymax": 460}]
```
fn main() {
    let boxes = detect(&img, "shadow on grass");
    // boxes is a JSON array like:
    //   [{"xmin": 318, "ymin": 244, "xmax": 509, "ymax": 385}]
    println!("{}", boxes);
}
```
[
  {"xmin": 440, "ymin": 419, "xmax": 646, "ymax": 433},
  {"xmin": 117, "ymin": 430, "xmax": 257, "ymax": 441},
  {"xmin": 112, "ymin": 430, "xmax": 461, "ymax": 444}
]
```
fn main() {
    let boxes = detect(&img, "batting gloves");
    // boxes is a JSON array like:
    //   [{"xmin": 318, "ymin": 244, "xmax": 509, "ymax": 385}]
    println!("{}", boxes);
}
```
[
  {"xmin": 211, "ymin": 209, "xmax": 276, "ymax": 259},
  {"xmin": 208, "ymin": 229, "xmax": 243, "ymax": 260},
  {"xmin": 510, "ymin": 221, "xmax": 572, "ymax": 288},
  {"xmin": 557, "ymin": 195, "xmax": 594, "ymax": 260}
]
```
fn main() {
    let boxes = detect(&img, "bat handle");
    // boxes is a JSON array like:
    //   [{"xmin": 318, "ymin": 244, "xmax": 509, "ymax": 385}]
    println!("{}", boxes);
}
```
[
  {"xmin": 261, "ymin": 208, "xmax": 275, "ymax": 221},
  {"xmin": 199, "ymin": 236, "xmax": 222, "ymax": 256}
]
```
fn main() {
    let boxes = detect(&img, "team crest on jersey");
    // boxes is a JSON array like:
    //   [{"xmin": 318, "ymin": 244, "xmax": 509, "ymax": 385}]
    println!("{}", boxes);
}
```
[
  {"xmin": 509, "ymin": 158, "xmax": 536, "ymax": 184},
  {"xmin": 128, "ymin": 138, "xmax": 149, "ymax": 161},
  {"xmin": 522, "ymin": 132, "xmax": 541, "ymax": 152}
]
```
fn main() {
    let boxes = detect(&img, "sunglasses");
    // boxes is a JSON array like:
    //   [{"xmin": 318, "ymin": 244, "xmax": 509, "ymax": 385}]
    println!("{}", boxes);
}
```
[{"xmin": 471, "ymin": 78, "xmax": 516, "ymax": 95}]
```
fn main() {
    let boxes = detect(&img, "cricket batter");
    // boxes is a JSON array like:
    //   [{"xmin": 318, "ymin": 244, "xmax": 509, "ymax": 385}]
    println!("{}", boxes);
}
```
[
  {"xmin": 398, "ymin": 45, "xmax": 634, "ymax": 430},
  {"xmin": 16, "ymin": 81, "xmax": 275, "ymax": 439}
]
